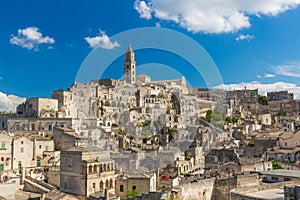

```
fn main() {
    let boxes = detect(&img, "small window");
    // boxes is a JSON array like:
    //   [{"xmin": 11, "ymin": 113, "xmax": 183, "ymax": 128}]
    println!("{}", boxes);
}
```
[
  {"xmin": 120, "ymin": 184, "xmax": 124, "ymax": 192},
  {"xmin": 21, "ymin": 141, "xmax": 23, "ymax": 144},
  {"xmin": 0, "ymin": 164, "xmax": 4, "ymax": 172},
  {"xmin": 20, "ymin": 147, "xmax": 24, "ymax": 153},
  {"xmin": 45, "ymin": 146, "xmax": 49, "ymax": 151},
  {"xmin": 16, "ymin": 124, "xmax": 21, "ymax": 131},
  {"xmin": 1, "ymin": 143, "xmax": 5, "ymax": 149},
  {"xmin": 31, "ymin": 124, "xmax": 35, "ymax": 131},
  {"xmin": 60, "ymin": 124, "xmax": 64, "ymax": 128},
  {"xmin": 36, "ymin": 160, "xmax": 41, "ymax": 167},
  {"xmin": 48, "ymin": 124, "xmax": 53, "ymax": 131},
  {"xmin": 132, "ymin": 185, "xmax": 136, "ymax": 190}
]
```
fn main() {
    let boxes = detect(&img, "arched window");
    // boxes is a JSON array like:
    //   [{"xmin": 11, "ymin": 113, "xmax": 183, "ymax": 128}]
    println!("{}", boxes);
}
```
[
  {"xmin": 100, "ymin": 164, "xmax": 103, "ymax": 173},
  {"xmin": 105, "ymin": 180, "xmax": 109, "ymax": 189},
  {"xmin": 89, "ymin": 165, "xmax": 93, "ymax": 174},
  {"xmin": 103, "ymin": 164, "xmax": 106, "ymax": 171},
  {"xmin": 109, "ymin": 179, "xmax": 113, "ymax": 189},
  {"xmin": 100, "ymin": 181, "xmax": 104, "ymax": 190},
  {"xmin": 94, "ymin": 165, "xmax": 98, "ymax": 173}
]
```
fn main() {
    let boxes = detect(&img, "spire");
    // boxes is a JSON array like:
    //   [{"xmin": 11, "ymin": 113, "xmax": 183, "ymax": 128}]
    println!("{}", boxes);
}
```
[{"xmin": 127, "ymin": 44, "xmax": 133, "ymax": 52}]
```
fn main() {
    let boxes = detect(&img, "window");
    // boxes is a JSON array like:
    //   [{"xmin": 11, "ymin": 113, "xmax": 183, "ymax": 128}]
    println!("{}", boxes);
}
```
[
  {"xmin": 15, "ymin": 124, "xmax": 20, "ymax": 131},
  {"xmin": 1, "ymin": 157, "xmax": 3, "ymax": 161},
  {"xmin": 284, "ymin": 177, "xmax": 291, "ymax": 181},
  {"xmin": 132, "ymin": 185, "xmax": 136, "ymax": 190},
  {"xmin": 0, "ymin": 164, "xmax": 4, "ymax": 172},
  {"xmin": 36, "ymin": 160, "xmax": 41, "ymax": 167},
  {"xmin": 120, "ymin": 185, "xmax": 124, "ymax": 192},
  {"xmin": 68, "ymin": 158, "xmax": 72, "ymax": 168},
  {"xmin": 48, "ymin": 124, "xmax": 53, "ymax": 131},
  {"xmin": 60, "ymin": 124, "xmax": 64, "ymax": 128},
  {"xmin": 31, "ymin": 124, "xmax": 35, "ymax": 131},
  {"xmin": 1, "ymin": 143, "xmax": 5, "ymax": 149},
  {"xmin": 17, "ymin": 163, "xmax": 22, "ymax": 171},
  {"xmin": 39, "ymin": 145, "xmax": 42, "ymax": 149},
  {"xmin": 20, "ymin": 147, "xmax": 24, "ymax": 153},
  {"xmin": 45, "ymin": 146, "xmax": 49, "ymax": 151},
  {"xmin": 21, "ymin": 141, "xmax": 23, "ymax": 144},
  {"xmin": 271, "ymin": 176, "xmax": 278, "ymax": 180}
]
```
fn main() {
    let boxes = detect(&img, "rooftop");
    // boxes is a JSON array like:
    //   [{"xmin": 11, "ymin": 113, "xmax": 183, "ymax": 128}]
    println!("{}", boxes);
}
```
[{"xmin": 260, "ymin": 169, "xmax": 300, "ymax": 178}]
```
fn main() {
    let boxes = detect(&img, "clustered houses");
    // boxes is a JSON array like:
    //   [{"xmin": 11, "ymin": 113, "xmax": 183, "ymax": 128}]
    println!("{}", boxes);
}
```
[
  {"xmin": 60, "ymin": 147, "xmax": 117, "ymax": 198},
  {"xmin": 2, "ymin": 46, "xmax": 300, "ymax": 200},
  {"xmin": 0, "ymin": 131, "xmax": 54, "ymax": 171}
]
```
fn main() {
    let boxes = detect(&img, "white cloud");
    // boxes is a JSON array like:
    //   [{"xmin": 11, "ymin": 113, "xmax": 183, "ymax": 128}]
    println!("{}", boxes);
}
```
[
  {"xmin": 257, "ymin": 73, "xmax": 276, "ymax": 78},
  {"xmin": 134, "ymin": 0, "xmax": 152, "ymax": 19},
  {"xmin": 85, "ymin": 31, "xmax": 120, "ymax": 49},
  {"xmin": 236, "ymin": 34, "xmax": 254, "ymax": 41},
  {"xmin": 134, "ymin": 0, "xmax": 300, "ymax": 33},
  {"xmin": 274, "ymin": 62, "xmax": 300, "ymax": 78},
  {"xmin": 10, "ymin": 27, "xmax": 55, "ymax": 50},
  {"xmin": 264, "ymin": 73, "xmax": 276, "ymax": 78},
  {"xmin": 0, "ymin": 92, "xmax": 25, "ymax": 112},
  {"xmin": 0, "ymin": 76, "xmax": 3, "ymax": 80},
  {"xmin": 215, "ymin": 81, "xmax": 300, "ymax": 99}
]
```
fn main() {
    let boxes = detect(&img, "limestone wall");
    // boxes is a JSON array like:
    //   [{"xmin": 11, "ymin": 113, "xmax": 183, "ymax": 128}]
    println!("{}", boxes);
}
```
[
  {"xmin": 179, "ymin": 178, "xmax": 216, "ymax": 200},
  {"xmin": 230, "ymin": 181, "xmax": 297, "ymax": 200}
]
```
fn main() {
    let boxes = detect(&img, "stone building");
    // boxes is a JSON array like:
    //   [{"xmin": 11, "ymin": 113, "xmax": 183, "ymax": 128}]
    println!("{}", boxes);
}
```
[
  {"xmin": 225, "ymin": 88, "xmax": 258, "ymax": 115},
  {"xmin": 115, "ymin": 171, "xmax": 157, "ymax": 199},
  {"xmin": 0, "ymin": 132, "xmax": 54, "ymax": 171},
  {"xmin": 188, "ymin": 88, "xmax": 212, "ymax": 101},
  {"xmin": 0, "ymin": 133, "xmax": 12, "ymax": 171},
  {"xmin": 52, "ymin": 127, "xmax": 88, "ymax": 151},
  {"xmin": 52, "ymin": 89, "xmax": 75, "ymax": 118},
  {"xmin": 60, "ymin": 146, "xmax": 116, "ymax": 198},
  {"xmin": 17, "ymin": 98, "xmax": 58, "ymax": 118},
  {"xmin": 124, "ymin": 45, "xmax": 136, "ymax": 85},
  {"xmin": 12, "ymin": 134, "xmax": 54, "ymax": 170},
  {"xmin": 270, "ymin": 130, "xmax": 300, "ymax": 162},
  {"xmin": 267, "ymin": 91, "xmax": 294, "ymax": 101},
  {"xmin": 136, "ymin": 74, "xmax": 151, "ymax": 85},
  {"xmin": 3, "ymin": 117, "xmax": 79, "ymax": 132}
]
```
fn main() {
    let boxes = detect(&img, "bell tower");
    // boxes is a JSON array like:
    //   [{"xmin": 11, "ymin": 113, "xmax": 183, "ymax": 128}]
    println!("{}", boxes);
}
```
[{"xmin": 124, "ymin": 45, "xmax": 136, "ymax": 85}]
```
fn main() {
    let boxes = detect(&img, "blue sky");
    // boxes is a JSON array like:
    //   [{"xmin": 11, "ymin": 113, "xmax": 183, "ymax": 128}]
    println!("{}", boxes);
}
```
[{"xmin": 1, "ymin": 0, "xmax": 300, "ymax": 111}]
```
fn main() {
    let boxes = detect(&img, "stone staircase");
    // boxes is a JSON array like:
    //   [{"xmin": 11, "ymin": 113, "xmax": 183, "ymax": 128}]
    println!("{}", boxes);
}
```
[{"xmin": 23, "ymin": 176, "xmax": 56, "ymax": 194}]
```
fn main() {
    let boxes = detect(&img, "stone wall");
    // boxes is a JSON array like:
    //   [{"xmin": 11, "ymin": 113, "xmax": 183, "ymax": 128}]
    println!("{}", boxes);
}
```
[
  {"xmin": 212, "ymin": 177, "xmax": 237, "ymax": 200},
  {"xmin": 46, "ymin": 169, "xmax": 60, "ymax": 188},
  {"xmin": 284, "ymin": 185, "xmax": 300, "ymax": 200},
  {"xmin": 0, "ymin": 182, "xmax": 16, "ymax": 200},
  {"xmin": 179, "ymin": 178, "xmax": 216, "ymax": 200},
  {"xmin": 230, "ymin": 181, "xmax": 297, "ymax": 200}
]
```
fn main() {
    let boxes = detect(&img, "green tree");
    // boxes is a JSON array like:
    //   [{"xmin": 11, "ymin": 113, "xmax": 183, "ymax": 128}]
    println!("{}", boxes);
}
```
[
  {"xmin": 258, "ymin": 95, "xmax": 268, "ymax": 105},
  {"xmin": 275, "ymin": 112, "xmax": 285, "ymax": 116},
  {"xmin": 125, "ymin": 189, "xmax": 141, "ymax": 198},
  {"xmin": 272, "ymin": 160, "xmax": 284, "ymax": 169}
]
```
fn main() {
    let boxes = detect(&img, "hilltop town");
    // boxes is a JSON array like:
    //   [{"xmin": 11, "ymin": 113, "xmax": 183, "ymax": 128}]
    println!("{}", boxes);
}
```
[{"xmin": 1, "ymin": 46, "xmax": 300, "ymax": 200}]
